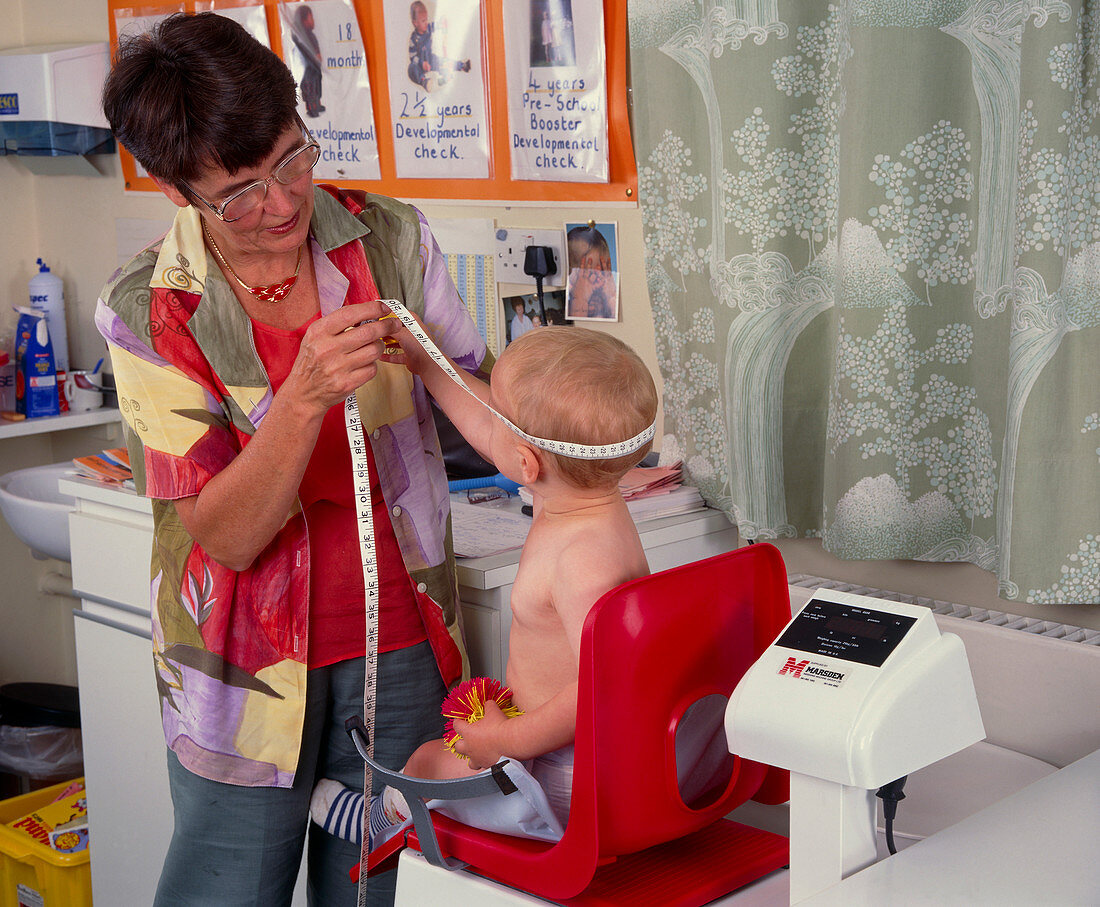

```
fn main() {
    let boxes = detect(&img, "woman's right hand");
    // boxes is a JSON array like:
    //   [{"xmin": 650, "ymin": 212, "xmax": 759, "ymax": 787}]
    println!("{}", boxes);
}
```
[{"xmin": 282, "ymin": 301, "xmax": 393, "ymax": 416}]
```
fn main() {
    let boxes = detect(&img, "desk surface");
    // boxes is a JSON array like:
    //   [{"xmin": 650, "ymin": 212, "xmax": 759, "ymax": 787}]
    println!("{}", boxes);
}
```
[{"xmin": 802, "ymin": 747, "xmax": 1100, "ymax": 905}]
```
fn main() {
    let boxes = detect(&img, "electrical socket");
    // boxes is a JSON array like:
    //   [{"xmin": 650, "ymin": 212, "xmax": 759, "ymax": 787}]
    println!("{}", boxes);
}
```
[{"xmin": 494, "ymin": 228, "xmax": 567, "ymax": 288}]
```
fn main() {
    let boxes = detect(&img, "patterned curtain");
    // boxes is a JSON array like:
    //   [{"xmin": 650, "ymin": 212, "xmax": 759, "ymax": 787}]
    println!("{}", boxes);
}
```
[{"xmin": 629, "ymin": 0, "xmax": 1099, "ymax": 604}]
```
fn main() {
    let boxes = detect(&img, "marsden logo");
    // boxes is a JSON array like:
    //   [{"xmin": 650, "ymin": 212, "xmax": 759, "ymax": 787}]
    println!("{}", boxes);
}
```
[{"xmin": 778, "ymin": 657, "xmax": 809, "ymax": 678}]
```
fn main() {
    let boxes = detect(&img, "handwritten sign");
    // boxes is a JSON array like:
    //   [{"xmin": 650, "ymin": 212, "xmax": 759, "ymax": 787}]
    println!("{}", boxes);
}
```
[
  {"xmin": 279, "ymin": 0, "xmax": 381, "ymax": 180},
  {"xmin": 383, "ymin": 0, "xmax": 489, "ymax": 179},
  {"xmin": 504, "ymin": 0, "xmax": 608, "ymax": 183}
]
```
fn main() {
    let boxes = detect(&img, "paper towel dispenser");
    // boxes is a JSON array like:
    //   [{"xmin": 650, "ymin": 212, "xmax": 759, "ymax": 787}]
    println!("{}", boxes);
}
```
[{"xmin": 0, "ymin": 43, "xmax": 114, "ymax": 167}]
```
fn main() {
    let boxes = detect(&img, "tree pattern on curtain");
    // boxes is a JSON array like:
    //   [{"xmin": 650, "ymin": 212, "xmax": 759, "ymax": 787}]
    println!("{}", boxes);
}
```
[{"xmin": 629, "ymin": 0, "xmax": 1099, "ymax": 604}]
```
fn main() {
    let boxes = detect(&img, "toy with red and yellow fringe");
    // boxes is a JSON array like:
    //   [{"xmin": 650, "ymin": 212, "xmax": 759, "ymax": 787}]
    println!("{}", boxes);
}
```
[{"xmin": 442, "ymin": 676, "xmax": 524, "ymax": 759}]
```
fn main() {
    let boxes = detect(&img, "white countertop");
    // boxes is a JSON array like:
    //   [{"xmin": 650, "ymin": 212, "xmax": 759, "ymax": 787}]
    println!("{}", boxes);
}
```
[
  {"xmin": 801, "ymin": 747, "xmax": 1100, "ymax": 905},
  {"xmin": 60, "ymin": 471, "xmax": 149, "ymax": 513},
  {"xmin": 0, "ymin": 405, "xmax": 121, "ymax": 439}
]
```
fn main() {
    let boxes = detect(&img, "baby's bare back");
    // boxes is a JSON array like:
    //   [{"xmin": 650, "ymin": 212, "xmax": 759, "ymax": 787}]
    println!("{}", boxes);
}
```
[{"xmin": 505, "ymin": 498, "xmax": 648, "ymax": 713}]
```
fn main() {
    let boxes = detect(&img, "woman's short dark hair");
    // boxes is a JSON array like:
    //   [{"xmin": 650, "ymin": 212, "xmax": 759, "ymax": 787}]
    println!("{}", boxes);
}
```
[{"xmin": 102, "ymin": 12, "xmax": 300, "ymax": 194}]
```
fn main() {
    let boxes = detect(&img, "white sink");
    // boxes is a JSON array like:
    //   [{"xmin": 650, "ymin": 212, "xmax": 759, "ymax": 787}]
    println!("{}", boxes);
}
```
[{"xmin": 0, "ymin": 462, "xmax": 76, "ymax": 561}]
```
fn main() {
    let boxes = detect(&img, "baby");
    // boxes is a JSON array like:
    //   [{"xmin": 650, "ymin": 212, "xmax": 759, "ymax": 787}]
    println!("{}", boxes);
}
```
[{"xmin": 311, "ymin": 325, "xmax": 658, "ymax": 843}]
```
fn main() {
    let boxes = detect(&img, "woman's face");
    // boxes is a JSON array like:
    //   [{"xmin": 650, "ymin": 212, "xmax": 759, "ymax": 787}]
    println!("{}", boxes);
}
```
[{"xmin": 188, "ymin": 122, "xmax": 316, "ymax": 259}]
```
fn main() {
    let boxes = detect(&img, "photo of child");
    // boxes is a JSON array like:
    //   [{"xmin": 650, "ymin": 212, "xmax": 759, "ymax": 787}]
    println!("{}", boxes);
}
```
[
  {"xmin": 408, "ymin": 0, "xmax": 472, "ymax": 91},
  {"xmin": 289, "ymin": 5, "xmax": 324, "ymax": 117},
  {"xmin": 503, "ymin": 291, "xmax": 568, "ymax": 345},
  {"xmin": 530, "ymin": 0, "xmax": 576, "ymax": 67},
  {"xmin": 565, "ymin": 222, "xmax": 618, "ymax": 322}
]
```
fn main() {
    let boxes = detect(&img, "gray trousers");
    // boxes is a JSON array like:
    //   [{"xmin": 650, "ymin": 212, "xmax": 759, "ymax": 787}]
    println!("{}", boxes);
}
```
[{"xmin": 154, "ymin": 641, "xmax": 446, "ymax": 907}]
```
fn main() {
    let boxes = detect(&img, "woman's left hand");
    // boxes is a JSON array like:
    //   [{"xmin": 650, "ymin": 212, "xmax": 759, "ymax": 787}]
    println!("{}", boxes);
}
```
[{"xmin": 452, "ymin": 700, "xmax": 508, "ymax": 770}]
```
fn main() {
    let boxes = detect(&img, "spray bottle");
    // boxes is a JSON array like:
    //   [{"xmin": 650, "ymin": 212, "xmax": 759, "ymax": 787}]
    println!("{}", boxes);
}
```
[
  {"xmin": 13, "ymin": 306, "xmax": 59, "ymax": 418},
  {"xmin": 28, "ymin": 259, "xmax": 68, "ymax": 372}
]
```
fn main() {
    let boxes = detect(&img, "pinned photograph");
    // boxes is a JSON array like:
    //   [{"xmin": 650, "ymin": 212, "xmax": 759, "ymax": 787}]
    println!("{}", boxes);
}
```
[
  {"xmin": 503, "ymin": 290, "xmax": 568, "ymax": 345},
  {"xmin": 564, "ymin": 222, "xmax": 618, "ymax": 321}
]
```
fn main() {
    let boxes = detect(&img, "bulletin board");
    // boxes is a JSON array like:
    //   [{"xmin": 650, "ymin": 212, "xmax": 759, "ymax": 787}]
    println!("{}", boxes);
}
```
[{"xmin": 107, "ymin": 0, "xmax": 637, "ymax": 204}]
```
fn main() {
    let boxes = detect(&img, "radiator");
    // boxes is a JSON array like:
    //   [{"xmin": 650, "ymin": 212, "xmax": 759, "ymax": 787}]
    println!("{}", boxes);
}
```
[{"xmin": 787, "ymin": 574, "xmax": 1100, "ymax": 648}]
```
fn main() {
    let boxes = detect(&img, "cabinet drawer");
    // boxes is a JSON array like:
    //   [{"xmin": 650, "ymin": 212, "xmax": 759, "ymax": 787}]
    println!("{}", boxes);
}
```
[{"xmin": 69, "ymin": 511, "xmax": 153, "ymax": 610}]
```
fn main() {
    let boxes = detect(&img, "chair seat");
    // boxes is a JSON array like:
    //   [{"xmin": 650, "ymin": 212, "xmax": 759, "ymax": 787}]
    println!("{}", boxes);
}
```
[{"xmin": 410, "ymin": 818, "xmax": 788, "ymax": 906}]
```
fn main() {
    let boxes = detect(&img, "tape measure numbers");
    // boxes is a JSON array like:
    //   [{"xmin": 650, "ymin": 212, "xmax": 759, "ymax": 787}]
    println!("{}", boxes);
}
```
[{"xmin": 344, "ymin": 393, "xmax": 379, "ymax": 903}]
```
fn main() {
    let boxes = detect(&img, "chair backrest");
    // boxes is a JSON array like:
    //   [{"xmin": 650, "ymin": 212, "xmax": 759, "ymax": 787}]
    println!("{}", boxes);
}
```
[
  {"xmin": 420, "ymin": 543, "xmax": 792, "ymax": 899},
  {"xmin": 573, "ymin": 542, "xmax": 792, "ymax": 855}
]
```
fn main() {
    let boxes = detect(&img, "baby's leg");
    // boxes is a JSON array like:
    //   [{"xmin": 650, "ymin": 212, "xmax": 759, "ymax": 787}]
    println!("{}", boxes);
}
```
[
  {"xmin": 308, "ymin": 782, "xmax": 414, "ymax": 847},
  {"xmin": 310, "ymin": 739, "xmax": 483, "ymax": 845},
  {"xmin": 403, "ymin": 738, "xmax": 484, "ymax": 780}
]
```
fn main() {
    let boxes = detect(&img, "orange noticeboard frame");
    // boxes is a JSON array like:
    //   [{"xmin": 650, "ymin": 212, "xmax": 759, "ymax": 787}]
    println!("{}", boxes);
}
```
[{"xmin": 108, "ymin": 0, "xmax": 637, "ymax": 205}]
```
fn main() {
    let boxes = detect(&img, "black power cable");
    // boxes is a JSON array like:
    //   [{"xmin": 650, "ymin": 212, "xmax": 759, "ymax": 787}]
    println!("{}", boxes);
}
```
[
  {"xmin": 875, "ymin": 776, "xmax": 908, "ymax": 855},
  {"xmin": 522, "ymin": 246, "xmax": 556, "ymax": 324}
]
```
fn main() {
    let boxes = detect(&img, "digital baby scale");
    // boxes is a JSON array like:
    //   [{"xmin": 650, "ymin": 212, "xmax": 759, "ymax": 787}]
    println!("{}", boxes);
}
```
[{"xmin": 726, "ymin": 589, "xmax": 985, "ymax": 903}]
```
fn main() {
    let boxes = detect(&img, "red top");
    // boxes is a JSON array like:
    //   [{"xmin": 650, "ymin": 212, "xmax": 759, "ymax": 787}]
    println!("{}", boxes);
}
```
[{"xmin": 250, "ymin": 312, "xmax": 426, "ymax": 668}]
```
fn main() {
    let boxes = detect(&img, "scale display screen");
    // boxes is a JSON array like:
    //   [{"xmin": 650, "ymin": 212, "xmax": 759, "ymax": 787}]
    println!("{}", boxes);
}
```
[{"xmin": 776, "ymin": 599, "xmax": 917, "ymax": 667}]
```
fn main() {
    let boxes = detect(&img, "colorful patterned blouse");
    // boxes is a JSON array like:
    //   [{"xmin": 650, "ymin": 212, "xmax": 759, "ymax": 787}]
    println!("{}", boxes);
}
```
[{"xmin": 96, "ymin": 186, "xmax": 492, "ymax": 787}]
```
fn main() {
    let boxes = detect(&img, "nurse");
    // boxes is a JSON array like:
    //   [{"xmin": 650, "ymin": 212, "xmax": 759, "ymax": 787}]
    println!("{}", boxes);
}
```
[{"xmin": 97, "ymin": 12, "xmax": 491, "ymax": 906}]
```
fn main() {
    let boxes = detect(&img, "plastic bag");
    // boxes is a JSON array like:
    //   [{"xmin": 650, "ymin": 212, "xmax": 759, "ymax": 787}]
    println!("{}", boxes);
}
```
[{"xmin": 0, "ymin": 725, "xmax": 83, "ymax": 778}]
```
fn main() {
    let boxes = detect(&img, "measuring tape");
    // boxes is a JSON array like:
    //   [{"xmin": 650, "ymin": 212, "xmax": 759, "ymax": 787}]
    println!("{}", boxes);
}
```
[
  {"xmin": 344, "ymin": 392, "xmax": 379, "ymax": 904},
  {"xmin": 347, "ymin": 299, "xmax": 654, "ymax": 900}
]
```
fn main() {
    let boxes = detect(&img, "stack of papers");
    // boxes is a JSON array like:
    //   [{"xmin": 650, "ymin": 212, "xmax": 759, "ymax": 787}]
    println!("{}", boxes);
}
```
[
  {"xmin": 72, "ymin": 448, "xmax": 134, "ymax": 488},
  {"xmin": 617, "ymin": 461, "xmax": 705, "ymax": 519},
  {"xmin": 623, "ymin": 485, "xmax": 705, "ymax": 521},
  {"xmin": 619, "ymin": 463, "xmax": 686, "ymax": 500}
]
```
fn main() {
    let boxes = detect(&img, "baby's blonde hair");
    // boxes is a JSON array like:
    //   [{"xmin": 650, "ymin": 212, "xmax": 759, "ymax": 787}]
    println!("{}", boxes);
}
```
[{"xmin": 496, "ymin": 327, "xmax": 658, "ymax": 488}]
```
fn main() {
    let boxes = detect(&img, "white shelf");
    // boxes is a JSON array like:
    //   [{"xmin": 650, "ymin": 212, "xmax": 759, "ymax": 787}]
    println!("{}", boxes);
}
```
[{"xmin": 0, "ymin": 406, "xmax": 121, "ymax": 439}]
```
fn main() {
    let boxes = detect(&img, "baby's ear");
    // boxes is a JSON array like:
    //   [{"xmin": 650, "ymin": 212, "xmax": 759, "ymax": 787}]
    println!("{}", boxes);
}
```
[{"xmin": 516, "ymin": 444, "xmax": 542, "ymax": 485}]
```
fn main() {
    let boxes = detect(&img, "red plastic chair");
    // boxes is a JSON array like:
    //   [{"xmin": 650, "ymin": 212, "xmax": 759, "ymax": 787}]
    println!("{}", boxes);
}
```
[{"xmin": 355, "ymin": 542, "xmax": 792, "ymax": 905}]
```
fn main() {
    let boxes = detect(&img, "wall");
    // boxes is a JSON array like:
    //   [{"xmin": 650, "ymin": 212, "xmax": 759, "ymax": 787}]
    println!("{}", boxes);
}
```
[{"xmin": 0, "ymin": 0, "xmax": 1094, "ymax": 694}]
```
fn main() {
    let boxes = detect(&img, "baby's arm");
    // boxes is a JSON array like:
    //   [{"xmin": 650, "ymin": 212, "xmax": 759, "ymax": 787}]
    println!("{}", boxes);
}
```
[
  {"xmin": 388, "ymin": 317, "xmax": 497, "ymax": 463},
  {"xmin": 454, "ymin": 690, "xmax": 576, "ymax": 770}
]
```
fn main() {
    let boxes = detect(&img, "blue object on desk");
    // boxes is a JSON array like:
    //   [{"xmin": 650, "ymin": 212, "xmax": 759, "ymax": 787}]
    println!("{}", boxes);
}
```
[{"xmin": 448, "ymin": 473, "xmax": 522, "ymax": 495}]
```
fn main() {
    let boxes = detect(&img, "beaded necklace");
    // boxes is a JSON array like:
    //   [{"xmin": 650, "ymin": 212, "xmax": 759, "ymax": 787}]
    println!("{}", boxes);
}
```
[{"xmin": 202, "ymin": 220, "xmax": 303, "ymax": 303}]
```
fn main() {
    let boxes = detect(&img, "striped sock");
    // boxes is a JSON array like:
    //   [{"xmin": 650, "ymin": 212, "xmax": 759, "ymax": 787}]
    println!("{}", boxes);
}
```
[
  {"xmin": 369, "ymin": 790, "xmax": 401, "ymax": 845},
  {"xmin": 310, "ymin": 780, "xmax": 410, "ymax": 848},
  {"xmin": 309, "ymin": 779, "xmax": 365, "ymax": 845}
]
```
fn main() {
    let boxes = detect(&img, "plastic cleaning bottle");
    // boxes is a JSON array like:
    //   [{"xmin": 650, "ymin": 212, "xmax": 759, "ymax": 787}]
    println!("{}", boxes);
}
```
[{"xmin": 28, "ymin": 259, "xmax": 68, "ymax": 372}]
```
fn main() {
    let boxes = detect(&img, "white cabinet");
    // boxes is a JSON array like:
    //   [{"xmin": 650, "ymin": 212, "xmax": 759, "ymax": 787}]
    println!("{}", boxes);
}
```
[{"xmin": 73, "ymin": 610, "xmax": 168, "ymax": 907}]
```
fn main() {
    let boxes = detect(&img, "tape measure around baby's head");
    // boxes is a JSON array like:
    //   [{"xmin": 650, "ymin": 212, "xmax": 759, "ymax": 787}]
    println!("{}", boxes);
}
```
[{"xmin": 379, "ymin": 299, "xmax": 657, "ymax": 461}]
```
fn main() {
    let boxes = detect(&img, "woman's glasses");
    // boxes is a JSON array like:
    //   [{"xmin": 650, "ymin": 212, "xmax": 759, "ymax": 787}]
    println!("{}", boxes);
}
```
[{"xmin": 186, "ymin": 129, "xmax": 321, "ymax": 223}]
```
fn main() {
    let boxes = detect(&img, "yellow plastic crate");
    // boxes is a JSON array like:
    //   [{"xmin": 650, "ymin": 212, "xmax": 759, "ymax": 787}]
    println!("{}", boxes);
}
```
[{"xmin": 0, "ymin": 779, "xmax": 91, "ymax": 907}]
